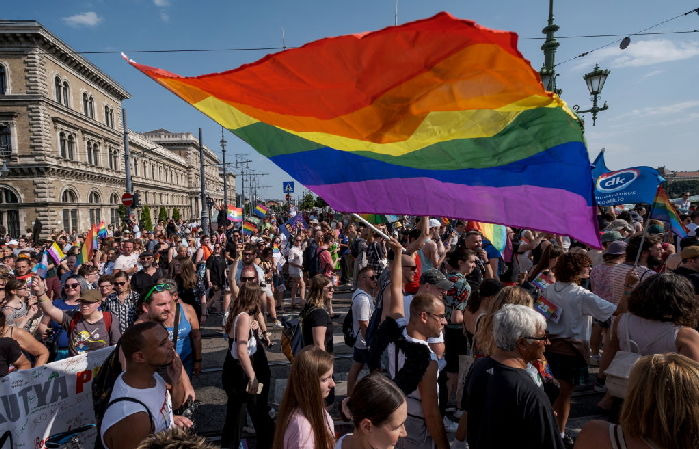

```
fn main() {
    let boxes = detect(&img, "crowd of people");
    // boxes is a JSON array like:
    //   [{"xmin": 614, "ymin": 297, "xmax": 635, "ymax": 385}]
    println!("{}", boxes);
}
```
[{"xmin": 1, "ymin": 203, "xmax": 699, "ymax": 449}]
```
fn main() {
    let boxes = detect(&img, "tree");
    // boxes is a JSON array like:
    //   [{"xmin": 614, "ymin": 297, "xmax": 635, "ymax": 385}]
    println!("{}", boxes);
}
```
[
  {"xmin": 158, "ymin": 206, "xmax": 169, "ymax": 223},
  {"xmin": 117, "ymin": 204, "xmax": 127, "ymax": 225},
  {"xmin": 299, "ymin": 192, "xmax": 316, "ymax": 210},
  {"xmin": 667, "ymin": 180, "xmax": 699, "ymax": 198},
  {"xmin": 172, "ymin": 207, "xmax": 181, "ymax": 221},
  {"xmin": 315, "ymin": 196, "xmax": 328, "ymax": 209},
  {"xmin": 141, "ymin": 205, "xmax": 153, "ymax": 231}
]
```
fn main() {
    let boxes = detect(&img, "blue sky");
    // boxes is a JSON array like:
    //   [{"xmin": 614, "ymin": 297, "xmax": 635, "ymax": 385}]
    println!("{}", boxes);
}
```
[{"xmin": 8, "ymin": 1, "xmax": 699, "ymax": 200}]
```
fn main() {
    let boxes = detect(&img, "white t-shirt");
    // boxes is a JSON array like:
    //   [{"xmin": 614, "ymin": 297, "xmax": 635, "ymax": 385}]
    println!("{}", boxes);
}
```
[
  {"xmin": 288, "ymin": 246, "xmax": 304, "ymax": 278},
  {"xmin": 100, "ymin": 372, "xmax": 173, "ymax": 448},
  {"xmin": 114, "ymin": 253, "xmax": 139, "ymax": 271},
  {"xmin": 351, "ymin": 289, "xmax": 373, "ymax": 350},
  {"xmin": 687, "ymin": 222, "xmax": 698, "ymax": 237},
  {"xmin": 543, "ymin": 282, "xmax": 616, "ymax": 341}
]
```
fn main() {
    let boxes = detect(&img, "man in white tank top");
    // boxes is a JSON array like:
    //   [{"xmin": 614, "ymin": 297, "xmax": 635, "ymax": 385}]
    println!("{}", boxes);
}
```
[{"xmin": 100, "ymin": 322, "xmax": 192, "ymax": 449}]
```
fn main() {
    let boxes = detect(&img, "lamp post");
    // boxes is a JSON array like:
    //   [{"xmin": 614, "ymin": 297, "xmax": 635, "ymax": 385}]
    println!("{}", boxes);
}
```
[
  {"xmin": 573, "ymin": 64, "xmax": 610, "ymax": 126},
  {"xmin": 220, "ymin": 127, "xmax": 228, "ymax": 207},
  {"xmin": 539, "ymin": 0, "xmax": 561, "ymax": 95},
  {"xmin": 198, "ymin": 128, "xmax": 209, "ymax": 236}
]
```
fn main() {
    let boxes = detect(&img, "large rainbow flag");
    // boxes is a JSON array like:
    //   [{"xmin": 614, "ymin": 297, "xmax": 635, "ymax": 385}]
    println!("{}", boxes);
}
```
[
  {"xmin": 651, "ymin": 186, "xmax": 688, "ymax": 238},
  {"xmin": 125, "ymin": 12, "xmax": 599, "ymax": 247},
  {"xmin": 466, "ymin": 221, "xmax": 508, "ymax": 252}
]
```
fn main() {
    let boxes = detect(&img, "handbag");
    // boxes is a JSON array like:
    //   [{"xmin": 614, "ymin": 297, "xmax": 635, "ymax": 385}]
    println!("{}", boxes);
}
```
[{"xmin": 604, "ymin": 315, "xmax": 641, "ymax": 399}]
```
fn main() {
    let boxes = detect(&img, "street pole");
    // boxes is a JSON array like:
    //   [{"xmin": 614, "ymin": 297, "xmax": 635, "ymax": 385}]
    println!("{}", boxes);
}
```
[
  {"xmin": 220, "ymin": 127, "xmax": 228, "ymax": 206},
  {"xmin": 198, "ymin": 128, "xmax": 209, "ymax": 236},
  {"xmin": 122, "ymin": 109, "xmax": 132, "ymax": 223},
  {"xmin": 540, "ymin": 0, "xmax": 561, "ymax": 94}
]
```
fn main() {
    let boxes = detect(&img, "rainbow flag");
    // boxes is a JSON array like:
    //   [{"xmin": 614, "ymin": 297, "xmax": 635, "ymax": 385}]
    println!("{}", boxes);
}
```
[
  {"xmin": 125, "ymin": 12, "xmax": 599, "ymax": 247},
  {"xmin": 77, "ymin": 225, "xmax": 98, "ymax": 266},
  {"xmin": 467, "ymin": 221, "xmax": 507, "ymax": 252},
  {"xmin": 651, "ymin": 186, "xmax": 688, "ymax": 238},
  {"xmin": 96, "ymin": 221, "xmax": 108, "ymax": 238},
  {"xmin": 47, "ymin": 241, "xmax": 65, "ymax": 264},
  {"xmin": 227, "ymin": 205, "xmax": 243, "ymax": 222},
  {"xmin": 242, "ymin": 221, "xmax": 258, "ymax": 235},
  {"xmin": 254, "ymin": 204, "xmax": 269, "ymax": 218}
]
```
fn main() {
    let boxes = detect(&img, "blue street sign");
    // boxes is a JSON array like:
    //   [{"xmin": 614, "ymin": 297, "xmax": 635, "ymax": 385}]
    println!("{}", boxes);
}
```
[{"xmin": 283, "ymin": 182, "xmax": 295, "ymax": 193}]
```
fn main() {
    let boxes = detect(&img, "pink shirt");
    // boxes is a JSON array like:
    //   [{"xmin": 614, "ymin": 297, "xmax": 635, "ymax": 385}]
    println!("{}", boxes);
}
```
[{"xmin": 283, "ymin": 409, "xmax": 334, "ymax": 449}]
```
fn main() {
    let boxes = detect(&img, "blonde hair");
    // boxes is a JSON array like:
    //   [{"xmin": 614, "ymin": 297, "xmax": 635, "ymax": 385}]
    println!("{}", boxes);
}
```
[
  {"xmin": 620, "ymin": 353, "xmax": 699, "ymax": 448},
  {"xmin": 306, "ymin": 275, "xmax": 331, "ymax": 309},
  {"xmin": 273, "ymin": 347, "xmax": 335, "ymax": 449},
  {"xmin": 474, "ymin": 286, "xmax": 533, "ymax": 356}
]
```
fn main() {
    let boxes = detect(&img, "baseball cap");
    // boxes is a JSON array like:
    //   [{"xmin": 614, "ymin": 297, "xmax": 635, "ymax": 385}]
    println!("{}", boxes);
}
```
[
  {"xmin": 680, "ymin": 246, "xmax": 699, "ymax": 260},
  {"xmin": 605, "ymin": 219, "xmax": 634, "ymax": 234},
  {"xmin": 601, "ymin": 231, "xmax": 622, "ymax": 243},
  {"xmin": 7, "ymin": 239, "xmax": 18, "ymax": 246},
  {"xmin": 428, "ymin": 218, "xmax": 442, "ymax": 229},
  {"xmin": 420, "ymin": 269, "xmax": 454, "ymax": 290},
  {"xmin": 78, "ymin": 290, "xmax": 102, "ymax": 303},
  {"xmin": 604, "ymin": 241, "xmax": 627, "ymax": 256},
  {"xmin": 139, "ymin": 251, "xmax": 154, "ymax": 258}
]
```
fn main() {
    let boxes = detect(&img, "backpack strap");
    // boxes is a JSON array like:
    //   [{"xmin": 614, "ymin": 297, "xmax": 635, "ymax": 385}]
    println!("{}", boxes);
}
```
[{"xmin": 105, "ymin": 397, "xmax": 155, "ymax": 432}]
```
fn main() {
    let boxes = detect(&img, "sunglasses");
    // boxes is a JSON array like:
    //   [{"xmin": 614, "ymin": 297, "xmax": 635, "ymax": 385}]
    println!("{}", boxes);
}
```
[
  {"xmin": 240, "ymin": 276, "xmax": 256, "ymax": 282},
  {"xmin": 324, "ymin": 286, "xmax": 335, "ymax": 291},
  {"xmin": 65, "ymin": 283, "xmax": 80, "ymax": 289},
  {"xmin": 427, "ymin": 312, "xmax": 447, "ymax": 319},
  {"xmin": 113, "ymin": 281, "xmax": 127, "ymax": 286},
  {"xmin": 142, "ymin": 283, "xmax": 173, "ymax": 304}
]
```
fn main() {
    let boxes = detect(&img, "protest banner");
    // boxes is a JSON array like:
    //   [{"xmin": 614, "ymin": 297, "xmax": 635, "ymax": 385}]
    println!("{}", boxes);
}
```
[
  {"xmin": 591, "ymin": 151, "xmax": 664, "ymax": 206},
  {"xmin": 0, "ymin": 346, "xmax": 113, "ymax": 449}
]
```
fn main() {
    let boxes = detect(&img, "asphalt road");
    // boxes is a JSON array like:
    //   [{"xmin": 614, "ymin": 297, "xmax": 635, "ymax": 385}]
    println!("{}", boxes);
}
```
[{"xmin": 191, "ymin": 290, "xmax": 607, "ymax": 446}]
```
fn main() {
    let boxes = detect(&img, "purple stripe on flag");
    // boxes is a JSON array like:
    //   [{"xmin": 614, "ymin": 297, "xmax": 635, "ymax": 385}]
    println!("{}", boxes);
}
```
[{"xmin": 309, "ymin": 179, "xmax": 600, "ymax": 248}]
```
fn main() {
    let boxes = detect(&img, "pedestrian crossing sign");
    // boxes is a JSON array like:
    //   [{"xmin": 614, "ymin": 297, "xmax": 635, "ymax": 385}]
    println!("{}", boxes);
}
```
[{"xmin": 283, "ymin": 182, "xmax": 294, "ymax": 193}]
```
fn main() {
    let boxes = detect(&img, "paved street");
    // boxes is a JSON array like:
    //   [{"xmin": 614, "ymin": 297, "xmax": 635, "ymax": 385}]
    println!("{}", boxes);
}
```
[{"xmin": 192, "ymin": 290, "xmax": 607, "ymax": 446}]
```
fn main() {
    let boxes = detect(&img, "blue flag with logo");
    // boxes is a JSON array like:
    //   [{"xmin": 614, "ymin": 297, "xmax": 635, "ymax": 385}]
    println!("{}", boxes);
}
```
[{"xmin": 591, "ymin": 151, "xmax": 664, "ymax": 206}]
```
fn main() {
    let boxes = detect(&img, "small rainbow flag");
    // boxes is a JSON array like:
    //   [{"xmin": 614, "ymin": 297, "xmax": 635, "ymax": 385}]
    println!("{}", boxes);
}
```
[
  {"xmin": 96, "ymin": 221, "xmax": 108, "ymax": 238},
  {"xmin": 77, "ymin": 225, "xmax": 98, "ymax": 266},
  {"xmin": 466, "ymin": 221, "xmax": 507, "ymax": 253},
  {"xmin": 254, "ymin": 204, "xmax": 269, "ymax": 218},
  {"xmin": 651, "ymin": 186, "xmax": 688, "ymax": 238},
  {"xmin": 227, "ymin": 205, "xmax": 243, "ymax": 222},
  {"xmin": 242, "ymin": 221, "xmax": 258, "ymax": 235},
  {"xmin": 47, "ymin": 241, "xmax": 65, "ymax": 264}
]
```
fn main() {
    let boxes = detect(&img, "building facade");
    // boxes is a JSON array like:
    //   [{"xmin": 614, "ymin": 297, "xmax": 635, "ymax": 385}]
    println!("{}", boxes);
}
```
[{"xmin": 0, "ymin": 20, "xmax": 233, "ymax": 238}]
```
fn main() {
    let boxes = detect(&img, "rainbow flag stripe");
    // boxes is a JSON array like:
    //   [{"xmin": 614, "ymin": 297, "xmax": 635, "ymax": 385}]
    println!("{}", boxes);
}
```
[
  {"xmin": 467, "ymin": 221, "xmax": 507, "ymax": 252},
  {"xmin": 227, "ymin": 205, "xmax": 243, "ymax": 222},
  {"xmin": 96, "ymin": 221, "xmax": 108, "ymax": 238},
  {"xmin": 651, "ymin": 186, "xmax": 688, "ymax": 238},
  {"xmin": 77, "ymin": 225, "xmax": 98, "ymax": 265},
  {"xmin": 126, "ymin": 12, "xmax": 598, "ymax": 247},
  {"xmin": 242, "ymin": 221, "xmax": 258, "ymax": 235},
  {"xmin": 254, "ymin": 204, "xmax": 269, "ymax": 218}
]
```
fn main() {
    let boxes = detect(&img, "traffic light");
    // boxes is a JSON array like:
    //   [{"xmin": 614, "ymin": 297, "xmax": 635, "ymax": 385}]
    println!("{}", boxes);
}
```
[{"xmin": 132, "ymin": 192, "xmax": 140, "ymax": 208}]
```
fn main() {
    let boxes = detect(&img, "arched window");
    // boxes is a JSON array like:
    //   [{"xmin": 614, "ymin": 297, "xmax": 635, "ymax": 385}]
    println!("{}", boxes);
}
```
[
  {"xmin": 61, "ymin": 189, "xmax": 79, "ymax": 233},
  {"xmin": 61, "ymin": 81, "xmax": 70, "ymax": 108},
  {"xmin": 89, "ymin": 191, "xmax": 101, "ymax": 224},
  {"xmin": 0, "ymin": 186, "xmax": 20, "ymax": 237},
  {"xmin": 109, "ymin": 192, "xmax": 120, "ymax": 225},
  {"xmin": 83, "ymin": 93, "xmax": 89, "ymax": 115},
  {"xmin": 0, "ymin": 65, "xmax": 6, "ymax": 95},
  {"xmin": 0, "ymin": 124, "xmax": 10, "ymax": 158},
  {"xmin": 55, "ymin": 76, "xmax": 62, "ymax": 103},
  {"xmin": 61, "ymin": 189, "xmax": 77, "ymax": 203}
]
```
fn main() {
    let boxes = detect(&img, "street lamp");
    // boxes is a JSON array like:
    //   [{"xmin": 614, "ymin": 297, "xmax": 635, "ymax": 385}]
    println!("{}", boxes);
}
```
[
  {"xmin": 573, "ymin": 64, "xmax": 610, "ymax": 126},
  {"xmin": 220, "ymin": 127, "xmax": 228, "ymax": 207}
]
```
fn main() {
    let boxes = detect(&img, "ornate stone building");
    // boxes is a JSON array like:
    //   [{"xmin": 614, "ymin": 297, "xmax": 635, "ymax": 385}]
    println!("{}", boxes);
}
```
[{"xmin": 0, "ymin": 20, "xmax": 233, "ymax": 237}]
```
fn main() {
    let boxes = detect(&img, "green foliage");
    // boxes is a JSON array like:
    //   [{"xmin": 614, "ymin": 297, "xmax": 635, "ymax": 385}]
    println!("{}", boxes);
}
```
[
  {"xmin": 117, "ymin": 204, "xmax": 126, "ymax": 224},
  {"xmin": 299, "ymin": 192, "xmax": 316, "ymax": 210},
  {"xmin": 667, "ymin": 180, "xmax": 699, "ymax": 198},
  {"xmin": 158, "ymin": 206, "xmax": 169, "ymax": 222},
  {"xmin": 141, "ymin": 205, "xmax": 153, "ymax": 231},
  {"xmin": 315, "ymin": 196, "xmax": 328, "ymax": 209},
  {"xmin": 172, "ymin": 207, "xmax": 181, "ymax": 221}
]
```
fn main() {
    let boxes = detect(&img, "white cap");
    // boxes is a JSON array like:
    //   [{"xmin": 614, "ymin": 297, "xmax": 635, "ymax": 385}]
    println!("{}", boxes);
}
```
[
  {"xmin": 7, "ymin": 239, "xmax": 18, "ymax": 246},
  {"xmin": 428, "ymin": 218, "xmax": 442, "ymax": 228}
]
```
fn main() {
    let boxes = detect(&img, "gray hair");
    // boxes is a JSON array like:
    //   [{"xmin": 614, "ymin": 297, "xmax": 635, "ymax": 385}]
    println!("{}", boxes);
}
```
[{"xmin": 493, "ymin": 304, "xmax": 546, "ymax": 351}]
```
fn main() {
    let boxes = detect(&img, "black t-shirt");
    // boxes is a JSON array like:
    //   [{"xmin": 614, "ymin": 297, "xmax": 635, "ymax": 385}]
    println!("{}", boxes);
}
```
[
  {"xmin": 466, "ymin": 259, "xmax": 485, "ymax": 291},
  {"xmin": 463, "ymin": 357, "xmax": 564, "ymax": 449},
  {"xmin": 673, "ymin": 266, "xmax": 699, "ymax": 294},
  {"xmin": 206, "ymin": 254, "xmax": 228, "ymax": 286},
  {"xmin": 130, "ymin": 268, "xmax": 165, "ymax": 296},
  {"xmin": 301, "ymin": 306, "xmax": 334, "ymax": 353},
  {"xmin": 0, "ymin": 337, "xmax": 22, "ymax": 377}
]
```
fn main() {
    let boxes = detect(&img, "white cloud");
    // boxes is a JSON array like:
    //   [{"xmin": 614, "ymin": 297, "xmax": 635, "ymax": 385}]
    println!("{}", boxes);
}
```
[
  {"xmin": 153, "ymin": 0, "xmax": 170, "ymax": 6},
  {"xmin": 62, "ymin": 11, "xmax": 103, "ymax": 28},
  {"xmin": 614, "ymin": 100, "xmax": 699, "ymax": 120},
  {"xmin": 640, "ymin": 69, "xmax": 664, "ymax": 80},
  {"xmin": 571, "ymin": 39, "xmax": 699, "ymax": 71}
]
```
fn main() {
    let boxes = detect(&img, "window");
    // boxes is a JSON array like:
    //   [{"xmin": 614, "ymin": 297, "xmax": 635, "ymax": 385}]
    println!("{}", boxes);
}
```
[
  {"xmin": 89, "ymin": 97, "xmax": 95, "ymax": 119},
  {"xmin": 83, "ymin": 93, "xmax": 89, "ymax": 115},
  {"xmin": 104, "ymin": 105, "xmax": 115, "ymax": 128},
  {"xmin": 133, "ymin": 157, "xmax": 138, "ymax": 176},
  {"xmin": 151, "ymin": 164, "xmax": 155, "ymax": 179},
  {"xmin": 0, "ymin": 186, "xmax": 19, "ymax": 237},
  {"xmin": 0, "ymin": 124, "xmax": 10, "ymax": 158},
  {"xmin": 55, "ymin": 76, "xmax": 62, "ymax": 103},
  {"xmin": 110, "ymin": 193, "xmax": 120, "ymax": 225},
  {"xmin": 61, "ymin": 81, "xmax": 70, "ymax": 108},
  {"xmin": 86, "ymin": 141, "xmax": 99, "ymax": 166},
  {"xmin": 61, "ymin": 189, "xmax": 78, "ymax": 233},
  {"xmin": 59, "ymin": 132, "xmax": 67, "ymax": 158},
  {"xmin": 66, "ymin": 134, "xmax": 75, "ymax": 160},
  {"xmin": 89, "ymin": 191, "xmax": 101, "ymax": 224},
  {"xmin": 0, "ymin": 65, "xmax": 6, "ymax": 95},
  {"xmin": 87, "ymin": 142, "xmax": 93, "ymax": 165}
]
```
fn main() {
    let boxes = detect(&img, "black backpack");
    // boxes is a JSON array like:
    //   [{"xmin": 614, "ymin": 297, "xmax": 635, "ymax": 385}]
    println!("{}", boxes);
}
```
[
  {"xmin": 303, "ymin": 241, "xmax": 319, "ymax": 276},
  {"xmin": 342, "ymin": 293, "xmax": 359, "ymax": 347},
  {"xmin": 365, "ymin": 281, "xmax": 389, "ymax": 349}
]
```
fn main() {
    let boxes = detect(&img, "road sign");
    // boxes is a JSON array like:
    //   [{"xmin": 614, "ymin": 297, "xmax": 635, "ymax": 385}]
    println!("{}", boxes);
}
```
[
  {"xmin": 121, "ymin": 192, "xmax": 133, "ymax": 207},
  {"xmin": 283, "ymin": 182, "xmax": 295, "ymax": 193}
]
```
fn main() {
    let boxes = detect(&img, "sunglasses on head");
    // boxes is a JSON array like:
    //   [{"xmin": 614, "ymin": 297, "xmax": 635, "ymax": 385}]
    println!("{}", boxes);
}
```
[{"xmin": 142, "ymin": 283, "xmax": 173, "ymax": 304}]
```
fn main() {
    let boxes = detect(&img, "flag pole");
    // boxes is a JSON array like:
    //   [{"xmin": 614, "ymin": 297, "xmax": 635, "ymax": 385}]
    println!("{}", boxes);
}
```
[{"xmin": 633, "ymin": 186, "xmax": 660, "ymax": 267}]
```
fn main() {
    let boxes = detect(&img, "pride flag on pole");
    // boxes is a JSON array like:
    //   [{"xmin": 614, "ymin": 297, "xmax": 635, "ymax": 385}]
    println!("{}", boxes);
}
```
[
  {"xmin": 242, "ymin": 221, "xmax": 258, "ymax": 235},
  {"xmin": 96, "ymin": 221, "xmax": 108, "ymax": 238},
  {"xmin": 126, "ymin": 12, "xmax": 600, "ymax": 247},
  {"xmin": 467, "ymin": 221, "xmax": 507, "ymax": 252},
  {"xmin": 77, "ymin": 225, "xmax": 98, "ymax": 266},
  {"xmin": 47, "ymin": 242, "xmax": 65, "ymax": 264},
  {"xmin": 254, "ymin": 204, "xmax": 269, "ymax": 218},
  {"xmin": 650, "ymin": 186, "xmax": 688, "ymax": 238},
  {"xmin": 227, "ymin": 205, "xmax": 243, "ymax": 222}
]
